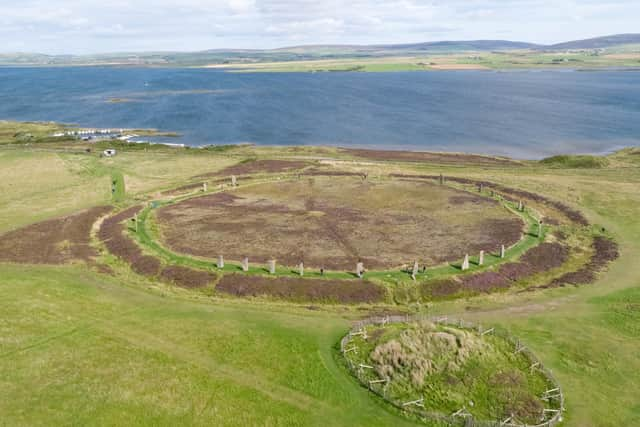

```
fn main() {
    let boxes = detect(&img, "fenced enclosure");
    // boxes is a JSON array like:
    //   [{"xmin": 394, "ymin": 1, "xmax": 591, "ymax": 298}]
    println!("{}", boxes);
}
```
[{"xmin": 340, "ymin": 315, "xmax": 564, "ymax": 427}]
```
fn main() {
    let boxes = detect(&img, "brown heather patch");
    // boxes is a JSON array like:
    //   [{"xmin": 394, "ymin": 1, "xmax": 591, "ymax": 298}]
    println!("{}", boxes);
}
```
[
  {"xmin": 498, "ymin": 242, "xmax": 569, "ymax": 281},
  {"xmin": 421, "ymin": 242, "xmax": 570, "ymax": 298},
  {"xmin": 0, "ymin": 206, "xmax": 112, "ymax": 264},
  {"xmin": 519, "ymin": 242, "xmax": 569, "ymax": 271},
  {"xmin": 389, "ymin": 174, "xmax": 589, "ymax": 225},
  {"xmin": 100, "ymin": 207, "xmax": 216, "ymax": 285},
  {"xmin": 215, "ymin": 274, "xmax": 385, "ymax": 303},
  {"xmin": 548, "ymin": 236, "xmax": 619, "ymax": 287},
  {"xmin": 302, "ymin": 168, "xmax": 366, "ymax": 177},
  {"xmin": 99, "ymin": 206, "xmax": 161, "ymax": 276},
  {"xmin": 160, "ymin": 265, "xmax": 217, "ymax": 288},
  {"xmin": 340, "ymin": 148, "xmax": 519, "ymax": 166},
  {"xmin": 157, "ymin": 179, "xmax": 522, "ymax": 270},
  {"xmin": 460, "ymin": 271, "xmax": 510, "ymax": 291}
]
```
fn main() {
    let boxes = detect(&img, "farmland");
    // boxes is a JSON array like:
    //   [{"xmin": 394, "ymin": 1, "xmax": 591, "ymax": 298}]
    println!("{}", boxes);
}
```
[{"xmin": 1, "ymin": 121, "xmax": 639, "ymax": 426}]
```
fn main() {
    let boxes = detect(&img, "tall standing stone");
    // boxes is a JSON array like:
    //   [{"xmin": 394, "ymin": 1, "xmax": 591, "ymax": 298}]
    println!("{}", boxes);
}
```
[
  {"xmin": 411, "ymin": 260, "xmax": 419, "ymax": 281},
  {"xmin": 217, "ymin": 255, "xmax": 225, "ymax": 268},
  {"xmin": 537, "ymin": 220, "xmax": 543, "ymax": 238},
  {"xmin": 268, "ymin": 259, "xmax": 276, "ymax": 274},
  {"xmin": 500, "ymin": 245, "xmax": 505, "ymax": 259},
  {"xmin": 478, "ymin": 250, "xmax": 484, "ymax": 266},
  {"xmin": 356, "ymin": 262, "xmax": 364, "ymax": 278},
  {"xmin": 231, "ymin": 175, "xmax": 237, "ymax": 187},
  {"xmin": 203, "ymin": 182, "xmax": 208, "ymax": 192},
  {"xmin": 461, "ymin": 254, "xmax": 470, "ymax": 271},
  {"xmin": 478, "ymin": 183, "xmax": 483, "ymax": 193},
  {"xmin": 242, "ymin": 257, "xmax": 249, "ymax": 272},
  {"xmin": 518, "ymin": 200, "xmax": 523, "ymax": 211},
  {"xmin": 439, "ymin": 174, "xmax": 444, "ymax": 185},
  {"xmin": 298, "ymin": 262, "xmax": 304, "ymax": 276}
]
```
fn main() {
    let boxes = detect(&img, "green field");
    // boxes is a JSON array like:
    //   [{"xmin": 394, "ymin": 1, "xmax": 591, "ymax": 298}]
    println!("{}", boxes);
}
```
[
  {"xmin": 205, "ymin": 50, "xmax": 640, "ymax": 73},
  {"xmin": 1, "ymin": 122, "xmax": 640, "ymax": 426}
]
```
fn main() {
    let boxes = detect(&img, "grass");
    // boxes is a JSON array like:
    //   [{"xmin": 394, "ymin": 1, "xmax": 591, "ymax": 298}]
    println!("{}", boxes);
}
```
[
  {"xmin": 540, "ymin": 155, "xmax": 609, "ymax": 169},
  {"xmin": 111, "ymin": 170, "xmax": 125, "ymax": 202},
  {"xmin": 1, "ymin": 127, "xmax": 640, "ymax": 426},
  {"xmin": 203, "ymin": 50, "xmax": 640, "ymax": 73},
  {"xmin": 0, "ymin": 264, "xmax": 417, "ymax": 427},
  {"xmin": 133, "ymin": 184, "xmax": 546, "ymax": 290},
  {"xmin": 345, "ymin": 321, "xmax": 558, "ymax": 424}
]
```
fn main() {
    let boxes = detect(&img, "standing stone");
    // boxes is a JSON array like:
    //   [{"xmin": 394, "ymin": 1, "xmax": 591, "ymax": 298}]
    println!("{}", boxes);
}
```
[
  {"xmin": 411, "ymin": 260, "xmax": 419, "ymax": 281},
  {"xmin": 268, "ymin": 259, "xmax": 276, "ymax": 274},
  {"xmin": 537, "ymin": 220, "xmax": 543, "ymax": 238},
  {"xmin": 518, "ymin": 200, "xmax": 523, "ymax": 211},
  {"xmin": 439, "ymin": 174, "xmax": 444, "ymax": 185},
  {"xmin": 478, "ymin": 183, "xmax": 483, "ymax": 193},
  {"xmin": 298, "ymin": 262, "xmax": 304, "ymax": 276},
  {"xmin": 231, "ymin": 175, "xmax": 237, "ymax": 187},
  {"xmin": 217, "ymin": 255, "xmax": 225, "ymax": 268},
  {"xmin": 242, "ymin": 257, "xmax": 249, "ymax": 272},
  {"xmin": 500, "ymin": 245, "xmax": 506, "ymax": 259},
  {"xmin": 461, "ymin": 254, "xmax": 470, "ymax": 271},
  {"xmin": 478, "ymin": 250, "xmax": 484, "ymax": 266},
  {"xmin": 356, "ymin": 262, "xmax": 364, "ymax": 278},
  {"xmin": 203, "ymin": 182, "xmax": 208, "ymax": 192}
]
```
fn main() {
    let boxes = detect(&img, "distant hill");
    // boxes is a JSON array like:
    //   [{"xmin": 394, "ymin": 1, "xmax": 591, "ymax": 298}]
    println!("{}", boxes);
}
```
[
  {"xmin": 374, "ymin": 40, "xmax": 542, "ymax": 51},
  {"xmin": 0, "ymin": 34, "xmax": 638, "ymax": 66},
  {"xmin": 547, "ymin": 34, "xmax": 640, "ymax": 50}
]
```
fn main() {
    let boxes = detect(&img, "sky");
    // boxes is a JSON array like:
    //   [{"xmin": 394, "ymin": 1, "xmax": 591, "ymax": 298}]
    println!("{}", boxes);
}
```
[{"xmin": 1, "ymin": 0, "xmax": 639, "ymax": 54}]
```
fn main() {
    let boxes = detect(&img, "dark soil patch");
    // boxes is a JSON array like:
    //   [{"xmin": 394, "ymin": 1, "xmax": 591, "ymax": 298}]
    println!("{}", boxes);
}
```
[
  {"xmin": 160, "ymin": 265, "xmax": 217, "ymax": 288},
  {"xmin": 197, "ymin": 159, "xmax": 311, "ymax": 178},
  {"xmin": 0, "ymin": 206, "xmax": 112, "ymax": 264},
  {"xmin": 216, "ymin": 274, "xmax": 385, "ymax": 303},
  {"xmin": 341, "ymin": 148, "xmax": 519, "ymax": 166}
]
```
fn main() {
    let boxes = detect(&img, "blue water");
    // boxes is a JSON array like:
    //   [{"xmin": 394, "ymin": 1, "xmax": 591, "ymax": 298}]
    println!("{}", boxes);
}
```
[{"xmin": 1, "ymin": 67, "xmax": 639, "ymax": 158}]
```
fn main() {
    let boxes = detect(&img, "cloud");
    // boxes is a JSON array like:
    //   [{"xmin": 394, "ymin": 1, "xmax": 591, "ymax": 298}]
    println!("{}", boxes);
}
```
[{"xmin": 0, "ymin": 0, "xmax": 638, "ymax": 53}]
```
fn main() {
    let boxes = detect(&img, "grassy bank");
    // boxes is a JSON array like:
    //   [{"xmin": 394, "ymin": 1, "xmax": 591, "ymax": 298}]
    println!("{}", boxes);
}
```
[{"xmin": 1, "ymin": 122, "xmax": 639, "ymax": 426}]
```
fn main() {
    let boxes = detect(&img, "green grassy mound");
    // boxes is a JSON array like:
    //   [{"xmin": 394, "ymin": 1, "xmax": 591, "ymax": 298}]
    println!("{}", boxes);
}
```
[
  {"xmin": 343, "ymin": 321, "xmax": 562, "ymax": 425},
  {"xmin": 540, "ymin": 155, "xmax": 609, "ymax": 169}
]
